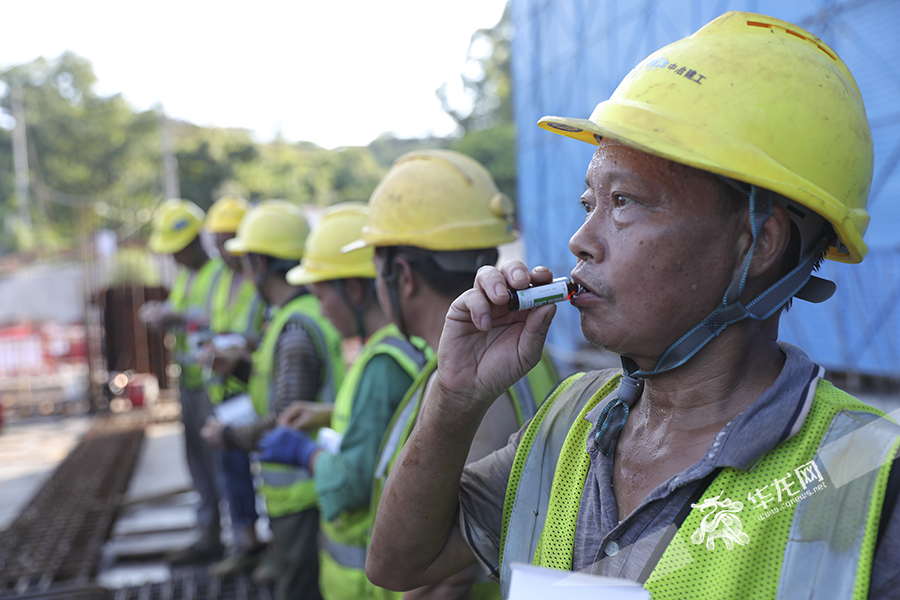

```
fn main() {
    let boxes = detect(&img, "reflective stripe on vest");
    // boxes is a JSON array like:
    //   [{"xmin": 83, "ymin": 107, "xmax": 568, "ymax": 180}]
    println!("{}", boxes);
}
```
[
  {"xmin": 211, "ymin": 273, "xmax": 263, "ymax": 339},
  {"xmin": 776, "ymin": 410, "xmax": 900, "ymax": 599},
  {"xmin": 373, "ymin": 356, "xmax": 438, "ymax": 485},
  {"xmin": 330, "ymin": 325, "xmax": 428, "ymax": 436},
  {"xmin": 259, "ymin": 465, "xmax": 312, "ymax": 487},
  {"xmin": 168, "ymin": 258, "xmax": 225, "ymax": 390},
  {"xmin": 319, "ymin": 326, "xmax": 429, "ymax": 600},
  {"xmin": 321, "ymin": 324, "xmax": 428, "ymax": 551},
  {"xmin": 498, "ymin": 371, "xmax": 609, "ymax": 593},
  {"xmin": 499, "ymin": 371, "xmax": 900, "ymax": 599},
  {"xmin": 321, "ymin": 532, "xmax": 368, "ymax": 570},
  {"xmin": 375, "ymin": 353, "xmax": 558, "ymax": 490},
  {"xmin": 207, "ymin": 274, "xmax": 263, "ymax": 404},
  {"xmin": 508, "ymin": 349, "xmax": 559, "ymax": 426}
]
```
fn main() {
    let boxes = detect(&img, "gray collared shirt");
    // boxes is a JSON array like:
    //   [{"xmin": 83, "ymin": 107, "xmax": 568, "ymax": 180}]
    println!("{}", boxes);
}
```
[{"xmin": 458, "ymin": 343, "xmax": 900, "ymax": 597}]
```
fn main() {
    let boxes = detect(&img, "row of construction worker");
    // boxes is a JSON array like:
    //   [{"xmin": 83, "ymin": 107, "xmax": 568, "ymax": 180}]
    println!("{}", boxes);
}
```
[
  {"xmin": 142, "ymin": 149, "xmax": 559, "ymax": 600},
  {"xmin": 151, "ymin": 11, "xmax": 899, "ymax": 599}
]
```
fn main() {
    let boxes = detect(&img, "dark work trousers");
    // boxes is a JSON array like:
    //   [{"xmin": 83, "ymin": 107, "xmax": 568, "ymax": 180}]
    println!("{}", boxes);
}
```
[
  {"xmin": 217, "ymin": 447, "xmax": 259, "ymax": 538},
  {"xmin": 270, "ymin": 508, "xmax": 322, "ymax": 600},
  {"xmin": 180, "ymin": 387, "xmax": 222, "ymax": 546}
]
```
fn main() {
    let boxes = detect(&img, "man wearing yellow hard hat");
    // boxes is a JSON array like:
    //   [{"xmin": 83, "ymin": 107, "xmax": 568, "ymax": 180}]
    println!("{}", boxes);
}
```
[
  {"xmin": 144, "ymin": 198, "xmax": 227, "ymax": 565},
  {"xmin": 204, "ymin": 200, "xmax": 345, "ymax": 600},
  {"xmin": 348, "ymin": 149, "xmax": 558, "ymax": 599},
  {"xmin": 199, "ymin": 196, "xmax": 268, "ymax": 577},
  {"xmin": 256, "ymin": 203, "xmax": 429, "ymax": 600},
  {"xmin": 367, "ymin": 12, "xmax": 900, "ymax": 599}
]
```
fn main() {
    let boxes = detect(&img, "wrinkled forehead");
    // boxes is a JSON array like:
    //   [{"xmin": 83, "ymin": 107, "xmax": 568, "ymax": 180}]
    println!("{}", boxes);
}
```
[{"xmin": 586, "ymin": 138, "xmax": 732, "ymax": 204}]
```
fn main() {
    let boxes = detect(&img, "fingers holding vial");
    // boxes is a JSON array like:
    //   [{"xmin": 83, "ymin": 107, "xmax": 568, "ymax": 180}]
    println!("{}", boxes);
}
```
[{"xmin": 473, "ymin": 262, "xmax": 581, "ymax": 317}]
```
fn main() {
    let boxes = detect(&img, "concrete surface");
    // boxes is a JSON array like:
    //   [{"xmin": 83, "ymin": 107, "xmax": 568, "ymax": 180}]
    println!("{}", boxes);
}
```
[{"xmin": 0, "ymin": 415, "xmax": 93, "ymax": 530}]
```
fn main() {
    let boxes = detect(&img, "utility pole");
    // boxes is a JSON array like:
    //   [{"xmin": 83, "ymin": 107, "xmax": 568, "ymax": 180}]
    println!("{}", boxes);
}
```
[
  {"xmin": 10, "ymin": 82, "xmax": 32, "ymax": 245},
  {"xmin": 159, "ymin": 109, "xmax": 180, "ymax": 200}
]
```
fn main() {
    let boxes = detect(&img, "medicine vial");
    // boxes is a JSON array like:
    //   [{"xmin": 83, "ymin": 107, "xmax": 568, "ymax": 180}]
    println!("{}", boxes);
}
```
[{"xmin": 507, "ymin": 277, "xmax": 581, "ymax": 311}]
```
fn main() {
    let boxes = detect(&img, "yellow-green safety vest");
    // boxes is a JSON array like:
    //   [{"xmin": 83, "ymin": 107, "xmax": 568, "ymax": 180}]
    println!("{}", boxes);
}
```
[
  {"xmin": 206, "ymin": 268, "xmax": 264, "ymax": 405},
  {"xmin": 370, "ymin": 350, "xmax": 559, "ymax": 600},
  {"xmin": 499, "ymin": 370, "xmax": 900, "ymax": 600},
  {"xmin": 251, "ymin": 293, "xmax": 345, "ymax": 518},
  {"xmin": 167, "ymin": 258, "xmax": 225, "ymax": 391},
  {"xmin": 319, "ymin": 323, "xmax": 430, "ymax": 600}
]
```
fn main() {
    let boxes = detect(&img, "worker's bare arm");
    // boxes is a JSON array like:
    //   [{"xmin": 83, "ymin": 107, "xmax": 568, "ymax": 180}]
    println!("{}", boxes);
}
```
[{"xmin": 366, "ymin": 261, "xmax": 556, "ymax": 590}]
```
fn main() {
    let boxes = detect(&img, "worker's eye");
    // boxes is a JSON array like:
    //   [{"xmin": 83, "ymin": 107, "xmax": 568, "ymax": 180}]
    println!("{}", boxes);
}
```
[
  {"xmin": 580, "ymin": 200, "xmax": 594, "ymax": 216},
  {"xmin": 612, "ymin": 194, "xmax": 636, "ymax": 207}
]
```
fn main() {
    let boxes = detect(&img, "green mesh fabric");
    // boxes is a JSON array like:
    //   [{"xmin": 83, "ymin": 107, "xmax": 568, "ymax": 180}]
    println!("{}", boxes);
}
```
[
  {"xmin": 856, "ymin": 423, "xmax": 900, "ymax": 599},
  {"xmin": 499, "ymin": 373, "xmax": 585, "ymax": 570},
  {"xmin": 533, "ymin": 374, "xmax": 622, "ymax": 569},
  {"xmin": 646, "ymin": 380, "xmax": 886, "ymax": 599},
  {"xmin": 530, "ymin": 378, "xmax": 894, "ymax": 599}
]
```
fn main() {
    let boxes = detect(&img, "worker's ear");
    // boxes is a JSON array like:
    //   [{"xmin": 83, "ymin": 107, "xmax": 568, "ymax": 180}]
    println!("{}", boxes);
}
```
[
  {"xmin": 250, "ymin": 253, "xmax": 269, "ymax": 274},
  {"xmin": 392, "ymin": 257, "xmax": 417, "ymax": 300},
  {"xmin": 344, "ymin": 278, "xmax": 368, "ymax": 306},
  {"xmin": 747, "ymin": 204, "xmax": 792, "ymax": 279}
]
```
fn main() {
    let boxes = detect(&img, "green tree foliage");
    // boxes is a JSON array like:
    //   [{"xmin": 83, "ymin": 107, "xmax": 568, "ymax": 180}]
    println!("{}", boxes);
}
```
[
  {"xmin": 0, "ymin": 50, "xmax": 466, "ymax": 257},
  {"xmin": 368, "ymin": 133, "xmax": 451, "ymax": 169},
  {"xmin": 228, "ymin": 140, "xmax": 387, "ymax": 206},
  {"xmin": 0, "ymin": 52, "xmax": 162, "ymax": 251},
  {"xmin": 438, "ymin": 3, "xmax": 517, "ymax": 204},
  {"xmin": 108, "ymin": 246, "xmax": 161, "ymax": 287},
  {"xmin": 450, "ymin": 122, "xmax": 516, "ymax": 204},
  {"xmin": 173, "ymin": 124, "xmax": 258, "ymax": 209},
  {"xmin": 437, "ymin": 3, "xmax": 513, "ymax": 133}
]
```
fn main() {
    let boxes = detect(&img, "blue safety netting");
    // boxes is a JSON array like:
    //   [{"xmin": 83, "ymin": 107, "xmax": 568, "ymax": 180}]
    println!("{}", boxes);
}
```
[{"xmin": 511, "ymin": 0, "xmax": 900, "ymax": 377}]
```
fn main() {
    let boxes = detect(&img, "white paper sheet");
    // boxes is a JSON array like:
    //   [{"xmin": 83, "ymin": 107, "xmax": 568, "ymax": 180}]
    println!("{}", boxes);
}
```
[{"xmin": 508, "ymin": 562, "xmax": 650, "ymax": 600}]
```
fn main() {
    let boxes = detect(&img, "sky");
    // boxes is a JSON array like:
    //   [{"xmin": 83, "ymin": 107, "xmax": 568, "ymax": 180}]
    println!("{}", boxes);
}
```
[{"xmin": 0, "ymin": 0, "xmax": 509, "ymax": 149}]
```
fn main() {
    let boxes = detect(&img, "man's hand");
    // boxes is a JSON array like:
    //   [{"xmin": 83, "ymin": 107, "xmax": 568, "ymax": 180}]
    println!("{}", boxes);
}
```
[
  {"xmin": 198, "ymin": 344, "xmax": 246, "ymax": 375},
  {"xmin": 366, "ymin": 261, "xmax": 557, "ymax": 592},
  {"xmin": 277, "ymin": 401, "xmax": 334, "ymax": 431},
  {"xmin": 201, "ymin": 416, "xmax": 228, "ymax": 449},
  {"xmin": 434, "ymin": 261, "xmax": 557, "ymax": 413},
  {"xmin": 258, "ymin": 426, "xmax": 319, "ymax": 469},
  {"xmin": 139, "ymin": 300, "xmax": 186, "ymax": 330}
]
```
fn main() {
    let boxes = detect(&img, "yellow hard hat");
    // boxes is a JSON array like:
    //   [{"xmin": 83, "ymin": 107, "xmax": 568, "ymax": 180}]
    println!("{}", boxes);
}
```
[
  {"xmin": 538, "ymin": 11, "xmax": 873, "ymax": 263},
  {"xmin": 287, "ymin": 203, "xmax": 376, "ymax": 285},
  {"xmin": 205, "ymin": 196, "xmax": 249, "ymax": 233},
  {"xmin": 148, "ymin": 199, "xmax": 205, "ymax": 254},
  {"xmin": 343, "ymin": 150, "xmax": 517, "ymax": 252},
  {"xmin": 224, "ymin": 200, "xmax": 309, "ymax": 260}
]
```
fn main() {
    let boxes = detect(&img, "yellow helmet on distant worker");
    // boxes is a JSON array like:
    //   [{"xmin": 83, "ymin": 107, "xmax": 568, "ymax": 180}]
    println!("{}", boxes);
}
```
[
  {"xmin": 538, "ymin": 11, "xmax": 873, "ymax": 263},
  {"xmin": 287, "ymin": 203, "xmax": 376, "ymax": 285},
  {"xmin": 205, "ymin": 196, "xmax": 249, "ymax": 234},
  {"xmin": 148, "ymin": 199, "xmax": 205, "ymax": 254},
  {"xmin": 224, "ymin": 200, "xmax": 309, "ymax": 260},
  {"xmin": 343, "ymin": 150, "xmax": 517, "ymax": 253}
]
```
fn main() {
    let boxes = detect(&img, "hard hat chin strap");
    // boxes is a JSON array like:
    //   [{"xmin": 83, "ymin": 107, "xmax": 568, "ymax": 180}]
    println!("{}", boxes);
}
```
[
  {"xmin": 334, "ymin": 278, "xmax": 376, "ymax": 340},
  {"xmin": 381, "ymin": 249, "xmax": 411, "ymax": 340},
  {"xmin": 253, "ymin": 255, "xmax": 299, "ymax": 293},
  {"xmin": 622, "ymin": 185, "xmax": 832, "ymax": 379},
  {"xmin": 594, "ymin": 186, "xmax": 831, "ymax": 455}
]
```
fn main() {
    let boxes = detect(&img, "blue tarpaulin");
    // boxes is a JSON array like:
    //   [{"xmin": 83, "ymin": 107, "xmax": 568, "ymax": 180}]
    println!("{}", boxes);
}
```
[{"xmin": 512, "ymin": 0, "xmax": 900, "ymax": 376}]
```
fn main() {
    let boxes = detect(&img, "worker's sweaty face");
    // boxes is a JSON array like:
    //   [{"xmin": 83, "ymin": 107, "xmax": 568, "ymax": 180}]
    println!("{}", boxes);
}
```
[{"xmin": 568, "ymin": 139, "xmax": 745, "ymax": 370}]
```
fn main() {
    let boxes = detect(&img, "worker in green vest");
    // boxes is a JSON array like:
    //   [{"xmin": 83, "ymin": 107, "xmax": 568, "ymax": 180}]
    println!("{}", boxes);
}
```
[
  {"xmin": 202, "ymin": 200, "xmax": 345, "ymax": 600},
  {"xmin": 257, "ymin": 202, "xmax": 429, "ymax": 600},
  {"xmin": 200, "ymin": 196, "xmax": 267, "ymax": 577},
  {"xmin": 342, "ymin": 150, "xmax": 558, "ymax": 600},
  {"xmin": 365, "ymin": 11, "xmax": 900, "ymax": 600},
  {"xmin": 143, "ymin": 198, "xmax": 227, "ymax": 565}
]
